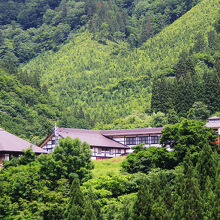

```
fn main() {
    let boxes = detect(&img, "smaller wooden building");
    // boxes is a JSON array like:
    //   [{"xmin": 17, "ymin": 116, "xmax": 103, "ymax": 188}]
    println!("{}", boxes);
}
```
[
  {"xmin": 205, "ymin": 116, "xmax": 220, "ymax": 145},
  {"xmin": 0, "ymin": 128, "xmax": 47, "ymax": 166}
]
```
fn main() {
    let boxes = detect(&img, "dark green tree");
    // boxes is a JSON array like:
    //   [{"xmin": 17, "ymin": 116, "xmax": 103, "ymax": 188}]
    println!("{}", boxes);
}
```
[
  {"xmin": 187, "ymin": 101, "xmax": 210, "ymax": 120},
  {"xmin": 172, "ymin": 156, "xmax": 203, "ymax": 219},
  {"xmin": 193, "ymin": 32, "xmax": 206, "ymax": 53},
  {"xmin": 122, "ymin": 147, "xmax": 177, "ymax": 174},
  {"xmin": 166, "ymin": 108, "xmax": 179, "ymax": 124},
  {"xmin": 65, "ymin": 175, "xmax": 84, "ymax": 220},
  {"xmin": 82, "ymin": 188, "xmax": 100, "ymax": 220},
  {"xmin": 203, "ymin": 71, "xmax": 220, "ymax": 113},
  {"xmin": 160, "ymin": 119, "xmax": 217, "ymax": 164}
]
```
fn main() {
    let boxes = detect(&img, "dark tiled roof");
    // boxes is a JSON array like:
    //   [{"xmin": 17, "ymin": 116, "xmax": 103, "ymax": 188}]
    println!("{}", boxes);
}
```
[
  {"xmin": 0, "ymin": 128, "xmax": 47, "ymax": 154},
  {"xmin": 101, "ymin": 127, "xmax": 163, "ymax": 136},
  {"xmin": 206, "ymin": 116, "xmax": 220, "ymax": 128},
  {"xmin": 208, "ymin": 116, "xmax": 220, "ymax": 120},
  {"xmin": 205, "ymin": 122, "xmax": 220, "ymax": 128},
  {"xmin": 57, "ymin": 128, "xmax": 129, "ymax": 148}
]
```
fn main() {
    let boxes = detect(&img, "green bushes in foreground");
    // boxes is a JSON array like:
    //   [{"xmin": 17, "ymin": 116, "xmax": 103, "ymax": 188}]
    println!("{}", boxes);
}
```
[{"xmin": 0, "ymin": 119, "xmax": 219, "ymax": 219}]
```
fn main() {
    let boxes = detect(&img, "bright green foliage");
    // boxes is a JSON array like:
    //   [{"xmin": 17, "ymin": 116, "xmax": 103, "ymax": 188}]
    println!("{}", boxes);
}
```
[
  {"xmin": 22, "ymin": 0, "xmax": 219, "ymax": 128},
  {"xmin": 0, "ymin": 138, "xmax": 96, "ymax": 219},
  {"xmin": 92, "ymin": 156, "xmax": 126, "ymax": 178},
  {"xmin": 38, "ymin": 137, "xmax": 94, "ymax": 183},
  {"xmin": 3, "ymin": 148, "xmax": 35, "ymax": 169},
  {"xmin": 0, "ymin": 121, "xmax": 219, "ymax": 219},
  {"xmin": 132, "ymin": 143, "xmax": 219, "ymax": 220},
  {"xmin": 0, "ymin": 67, "xmax": 60, "ymax": 143},
  {"xmin": 0, "ymin": 161, "xmax": 70, "ymax": 219},
  {"xmin": 122, "ymin": 146, "xmax": 177, "ymax": 174},
  {"xmin": 0, "ymin": 0, "xmax": 201, "ymax": 65},
  {"xmin": 160, "ymin": 119, "xmax": 217, "ymax": 163},
  {"xmin": 187, "ymin": 101, "xmax": 210, "ymax": 120}
]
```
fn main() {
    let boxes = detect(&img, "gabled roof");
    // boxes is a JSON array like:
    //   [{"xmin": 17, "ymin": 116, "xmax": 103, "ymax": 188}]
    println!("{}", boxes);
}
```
[
  {"xmin": 57, "ymin": 128, "xmax": 129, "ymax": 148},
  {"xmin": 101, "ymin": 127, "xmax": 163, "ymax": 137},
  {"xmin": 208, "ymin": 116, "xmax": 220, "ymax": 120},
  {"xmin": 0, "ymin": 128, "xmax": 47, "ymax": 154},
  {"xmin": 205, "ymin": 116, "xmax": 220, "ymax": 129},
  {"xmin": 205, "ymin": 122, "xmax": 220, "ymax": 129}
]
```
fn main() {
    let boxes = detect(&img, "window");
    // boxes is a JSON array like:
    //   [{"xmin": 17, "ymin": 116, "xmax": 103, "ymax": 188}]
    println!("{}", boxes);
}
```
[
  {"xmin": 138, "ymin": 136, "xmax": 150, "ymax": 144},
  {"xmin": 47, "ymin": 148, "xmax": 53, "ymax": 153},
  {"xmin": 4, "ymin": 154, "xmax": 10, "ymax": 161},
  {"xmin": 109, "ymin": 149, "xmax": 113, "ymax": 155},
  {"xmin": 52, "ymin": 140, "xmax": 56, "ymax": 145},
  {"xmin": 125, "ymin": 137, "xmax": 136, "ymax": 145},
  {"xmin": 151, "ymin": 136, "xmax": 160, "ymax": 144},
  {"xmin": 98, "ymin": 148, "xmax": 102, "ymax": 154},
  {"xmin": 117, "ymin": 149, "xmax": 121, "ymax": 154}
]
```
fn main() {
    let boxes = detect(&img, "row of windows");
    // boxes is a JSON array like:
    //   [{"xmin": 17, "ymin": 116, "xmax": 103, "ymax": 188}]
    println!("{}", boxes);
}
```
[
  {"xmin": 125, "ymin": 136, "xmax": 160, "ymax": 145},
  {"xmin": 96, "ymin": 148, "xmax": 122, "ymax": 154}
]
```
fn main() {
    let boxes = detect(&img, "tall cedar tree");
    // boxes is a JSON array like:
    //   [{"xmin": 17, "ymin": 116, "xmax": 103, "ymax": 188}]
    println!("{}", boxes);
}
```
[
  {"xmin": 172, "ymin": 156, "xmax": 203, "ymax": 219},
  {"xmin": 65, "ymin": 176, "xmax": 84, "ymax": 220},
  {"xmin": 203, "ymin": 70, "xmax": 220, "ymax": 113}
]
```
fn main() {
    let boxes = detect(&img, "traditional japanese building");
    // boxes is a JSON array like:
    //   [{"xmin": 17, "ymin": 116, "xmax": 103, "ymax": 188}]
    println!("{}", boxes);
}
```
[
  {"xmin": 102, "ymin": 127, "xmax": 163, "ymax": 153},
  {"xmin": 0, "ymin": 128, "xmax": 47, "ymax": 166},
  {"xmin": 39, "ymin": 126, "xmax": 163, "ymax": 159},
  {"xmin": 205, "ymin": 116, "xmax": 220, "ymax": 145}
]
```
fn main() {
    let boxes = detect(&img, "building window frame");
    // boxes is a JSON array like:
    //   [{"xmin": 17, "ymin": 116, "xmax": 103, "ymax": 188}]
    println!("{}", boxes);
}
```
[
  {"xmin": 125, "ymin": 137, "xmax": 136, "ymax": 145},
  {"xmin": 4, "ymin": 154, "xmax": 10, "ymax": 161},
  {"xmin": 151, "ymin": 136, "xmax": 160, "ymax": 144},
  {"xmin": 138, "ymin": 136, "xmax": 150, "ymax": 145}
]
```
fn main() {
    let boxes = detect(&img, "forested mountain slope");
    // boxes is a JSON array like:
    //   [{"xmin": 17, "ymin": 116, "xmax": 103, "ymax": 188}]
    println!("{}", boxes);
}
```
[
  {"xmin": 23, "ymin": 0, "xmax": 219, "ymax": 129},
  {"xmin": 0, "ymin": 67, "xmax": 60, "ymax": 142},
  {"xmin": 0, "ymin": 0, "xmax": 200, "ymax": 65}
]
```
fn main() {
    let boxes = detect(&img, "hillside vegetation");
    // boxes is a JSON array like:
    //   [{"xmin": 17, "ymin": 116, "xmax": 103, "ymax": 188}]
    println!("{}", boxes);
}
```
[
  {"xmin": 0, "ymin": 67, "xmax": 60, "ymax": 142},
  {"xmin": 0, "ymin": 120, "xmax": 219, "ymax": 219},
  {"xmin": 23, "ymin": 0, "xmax": 219, "ymax": 129},
  {"xmin": 92, "ymin": 156, "xmax": 126, "ymax": 178},
  {"xmin": 0, "ymin": 0, "xmax": 200, "ymax": 65}
]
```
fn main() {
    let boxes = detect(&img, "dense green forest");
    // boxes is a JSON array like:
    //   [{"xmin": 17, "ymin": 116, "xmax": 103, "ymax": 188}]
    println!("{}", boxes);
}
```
[
  {"xmin": 0, "ymin": 0, "xmax": 219, "ymax": 139},
  {"xmin": 0, "ymin": 120, "xmax": 219, "ymax": 219},
  {"xmin": 22, "ymin": 0, "xmax": 219, "ymax": 130},
  {"xmin": 0, "ymin": 66, "xmax": 61, "ymax": 142},
  {"xmin": 0, "ymin": 0, "xmax": 200, "ymax": 65},
  {"xmin": 0, "ymin": 0, "xmax": 220, "ymax": 218}
]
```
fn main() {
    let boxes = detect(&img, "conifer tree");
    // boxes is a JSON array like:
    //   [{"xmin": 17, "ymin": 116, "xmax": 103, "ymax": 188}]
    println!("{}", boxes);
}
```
[
  {"xmin": 172, "ymin": 155, "xmax": 203, "ymax": 219},
  {"xmin": 203, "ymin": 71, "xmax": 220, "ymax": 113},
  {"xmin": 132, "ymin": 183, "xmax": 153, "ymax": 219},
  {"xmin": 174, "ymin": 52, "xmax": 195, "ymax": 78},
  {"xmin": 166, "ymin": 108, "xmax": 179, "ymax": 124},
  {"xmin": 196, "ymin": 143, "xmax": 218, "ymax": 190},
  {"xmin": 82, "ymin": 188, "xmax": 100, "ymax": 220},
  {"xmin": 193, "ymin": 32, "xmax": 206, "ymax": 53},
  {"xmin": 65, "ymin": 175, "xmax": 84, "ymax": 220},
  {"xmin": 174, "ymin": 74, "xmax": 195, "ymax": 116},
  {"xmin": 151, "ymin": 78, "xmax": 161, "ymax": 113}
]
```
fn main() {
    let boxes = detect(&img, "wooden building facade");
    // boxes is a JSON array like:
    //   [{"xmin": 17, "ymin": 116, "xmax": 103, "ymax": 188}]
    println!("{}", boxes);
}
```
[
  {"xmin": 0, "ymin": 128, "xmax": 47, "ymax": 166},
  {"xmin": 39, "ymin": 127, "xmax": 163, "ymax": 159}
]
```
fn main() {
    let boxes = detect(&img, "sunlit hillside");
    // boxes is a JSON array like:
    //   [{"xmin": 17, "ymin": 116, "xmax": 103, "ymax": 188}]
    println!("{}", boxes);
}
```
[
  {"xmin": 23, "ymin": 0, "xmax": 219, "ymax": 127},
  {"xmin": 92, "ymin": 156, "xmax": 126, "ymax": 178}
]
